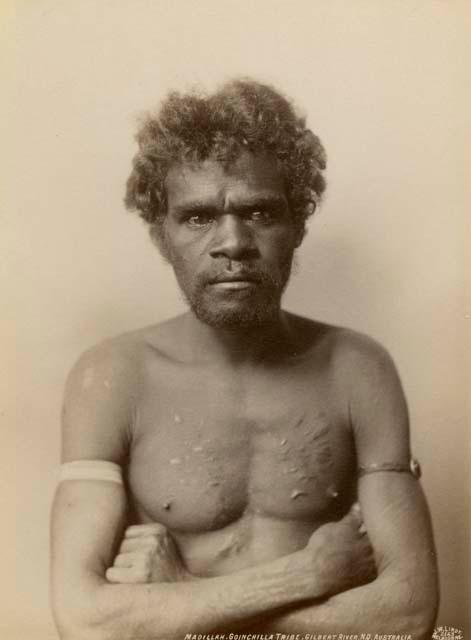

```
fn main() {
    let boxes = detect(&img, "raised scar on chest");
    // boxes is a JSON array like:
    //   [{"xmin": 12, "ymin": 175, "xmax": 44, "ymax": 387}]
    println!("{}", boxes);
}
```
[{"xmin": 277, "ymin": 421, "xmax": 336, "ymax": 491}]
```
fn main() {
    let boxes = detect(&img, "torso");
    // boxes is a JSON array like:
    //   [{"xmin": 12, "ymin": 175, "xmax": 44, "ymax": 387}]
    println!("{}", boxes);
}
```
[{"xmin": 124, "ymin": 315, "xmax": 357, "ymax": 577}]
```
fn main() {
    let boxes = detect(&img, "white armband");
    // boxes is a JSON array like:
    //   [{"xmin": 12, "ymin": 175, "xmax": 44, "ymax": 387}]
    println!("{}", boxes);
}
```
[{"xmin": 58, "ymin": 460, "xmax": 123, "ymax": 485}]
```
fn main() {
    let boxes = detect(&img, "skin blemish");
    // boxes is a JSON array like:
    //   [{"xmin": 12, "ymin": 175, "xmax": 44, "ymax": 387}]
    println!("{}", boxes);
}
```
[
  {"xmin": 280, "ymin": 438, "xmax": 288, "ymax": 446},
  {"xmin": 208, "ymin": 480, "xmax": 221, "ymax": 487},
  {"xmin": 288, "ymin": 467, "xmax": 298, "ymax": 473},
  {"xmin": 82, "ymin": 367, "xmax": 95, "ymax": 389},
  {"xmin": 327, "ymin": 485, "xmax": 339, "ymax": 498},
  {"xmin": 290, "ymin": 489, "xmax": 308, "ymax": 500},
  {"xmin": 170, "ymin": 458, "xmax": 182, "ymax": 465},
  {"xmin": 174, "ymin": 414, "xmax": 182, "ymax": 424},
  {"xmin": 193, "ymin": 446, "xmax": 204, "ymax": 452}
]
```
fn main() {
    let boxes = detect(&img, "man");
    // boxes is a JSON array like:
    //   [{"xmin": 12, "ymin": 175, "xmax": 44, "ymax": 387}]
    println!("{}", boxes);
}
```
[{"xmin": 51, "ymin": 79, "xmax": 438, "ymax": 639}]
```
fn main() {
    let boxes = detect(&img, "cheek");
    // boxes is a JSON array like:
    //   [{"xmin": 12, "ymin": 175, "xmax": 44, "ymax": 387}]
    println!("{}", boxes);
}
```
[
  {"xmin": 168, "ymin": 230, "xmax": 213, "ymax": 261},
  {"xmin": 258, "ymin": 229, "xmax": 297, "ymax": 262}
]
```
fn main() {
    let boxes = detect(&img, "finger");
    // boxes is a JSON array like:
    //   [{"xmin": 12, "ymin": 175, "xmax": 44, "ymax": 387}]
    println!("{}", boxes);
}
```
[
  {"xmin": 120, "ymin": 535, "xmax": 160, "ymax": 553},
  {"xmin": 106, "ymin": 567, "xmax": 150, "ymax": 584},
  {"xmin": 125, "ymin": 523, "xmax": 167, "ymax": 538},
  {"xmin": 113, "ymin": 552, "xmax": 143, "ymax": 568},
  {"xmin": 342, "ymin": 502, "xmax": 363, "ymax": 528},
  {"xmin": 350, "ymin": 501, "xmax": 362, "ymax": 518}
]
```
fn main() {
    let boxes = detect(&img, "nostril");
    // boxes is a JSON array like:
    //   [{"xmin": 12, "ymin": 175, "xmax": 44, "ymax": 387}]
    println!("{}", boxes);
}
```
[{"xmin": 209, "ymin": 219, "xmax": 255, "ymax": 259}]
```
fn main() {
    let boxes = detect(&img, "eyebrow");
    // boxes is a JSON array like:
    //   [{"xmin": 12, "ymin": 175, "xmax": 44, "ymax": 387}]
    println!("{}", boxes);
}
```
[
  {"xmin": 172, "ymin": 194, "xmax": 288, "ymax": 217},
  {"xmin": 172, "ymin": 201, "xmax": 219, "ymax": 217}
]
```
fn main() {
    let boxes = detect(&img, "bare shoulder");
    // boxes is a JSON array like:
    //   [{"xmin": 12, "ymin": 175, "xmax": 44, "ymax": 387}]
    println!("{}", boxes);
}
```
[
  {"xmin": 323, "ymin": 325, "xmax": 409, "ymax": 451},
  {"xmin": 67, "ymin": 332, "xmax": 143, "ymax": 396},
  {"xmin": 62, "ymin": 318, "xmax": 183, "ymax": 462},
  {"xmin": 290, "ymin": 315, "xmax": 406, "ymax": 431},
  {"xmin": 67, "ymin": 315, "xmax": 183, "ymax": 387},
  {"xmin": 329, "ymin": 326, "xmax": 397, "ymax": 376},
  {"xmin": 288, "ymin": 313, "xmax": 395, "ymax": 373}
]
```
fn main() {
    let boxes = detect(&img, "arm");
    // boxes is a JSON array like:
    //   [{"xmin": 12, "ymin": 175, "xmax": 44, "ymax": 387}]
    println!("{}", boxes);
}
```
[
  {"xmin": 50, "ymin": 343, "xmax": 373, "ymax": 640},
  {"xmin": 51, "ymin": 479, "xmax": 332, "ymax": 640},
  {"xmin": 251, "ymin": 337, "xmax": 439, "ymax": 638}
]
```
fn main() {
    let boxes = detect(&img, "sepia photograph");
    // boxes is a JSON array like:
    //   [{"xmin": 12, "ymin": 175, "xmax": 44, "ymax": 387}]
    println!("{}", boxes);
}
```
[{"xmin": 3, "ymin": 1, "xmax": 469, "ymax": 638}]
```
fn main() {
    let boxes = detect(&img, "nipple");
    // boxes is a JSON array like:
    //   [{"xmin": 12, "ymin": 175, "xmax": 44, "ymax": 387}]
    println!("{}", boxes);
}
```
[{"xmin": 163, "ymin": 501, "xmax": 172, "ymax": 510}]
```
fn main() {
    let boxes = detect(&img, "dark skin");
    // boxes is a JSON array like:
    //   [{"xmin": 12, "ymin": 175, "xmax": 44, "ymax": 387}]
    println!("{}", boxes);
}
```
[{"xmin": 51, "ymin": 152, "xmax": 438, "ymax": 639}]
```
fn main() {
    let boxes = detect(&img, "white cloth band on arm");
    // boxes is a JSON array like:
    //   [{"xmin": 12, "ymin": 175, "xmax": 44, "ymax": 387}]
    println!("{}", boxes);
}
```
[{"xmin": 58, "ymin": 460, "xmax": 123, "ymax": 484}]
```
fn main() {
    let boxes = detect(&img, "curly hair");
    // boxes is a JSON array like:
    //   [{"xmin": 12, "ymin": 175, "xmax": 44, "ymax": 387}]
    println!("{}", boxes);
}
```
[{"xmin": 124, "ymin": 78, "xmax": 327, "ymax": 234}]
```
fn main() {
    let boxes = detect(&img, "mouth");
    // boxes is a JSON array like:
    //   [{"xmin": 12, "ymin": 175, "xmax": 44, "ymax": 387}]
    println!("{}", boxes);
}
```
[
  {"xmin": 210, "ymin": 281, "xmax": 256, "ymax": 290},
  {"xmin": 207, "ymin": 273, "xmax": 261, "ymax": 291}
]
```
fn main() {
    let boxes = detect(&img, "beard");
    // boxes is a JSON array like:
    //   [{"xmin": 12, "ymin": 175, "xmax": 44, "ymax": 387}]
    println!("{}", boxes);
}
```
[{"xmin": 171, "ymin": 256, "xmax": 295, "ymax": 330}]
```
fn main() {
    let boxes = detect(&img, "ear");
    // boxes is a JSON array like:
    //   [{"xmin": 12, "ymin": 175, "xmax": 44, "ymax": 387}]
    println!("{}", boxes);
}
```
[{"xmin": 293, "ymin": 224, "xmax": 306, "ymax": 248}]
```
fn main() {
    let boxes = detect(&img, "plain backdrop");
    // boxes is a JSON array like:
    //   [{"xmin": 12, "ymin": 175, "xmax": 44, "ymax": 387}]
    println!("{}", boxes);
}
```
[{"xmin": 3, "ymin": 1, "xmax": 470, "ymax": 637}]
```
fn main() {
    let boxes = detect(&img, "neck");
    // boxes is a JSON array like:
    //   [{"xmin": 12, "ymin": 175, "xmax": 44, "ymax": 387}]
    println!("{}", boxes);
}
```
[{"xmin": 180, "ymin": 310, "xmax": 296, "ymax": 365}]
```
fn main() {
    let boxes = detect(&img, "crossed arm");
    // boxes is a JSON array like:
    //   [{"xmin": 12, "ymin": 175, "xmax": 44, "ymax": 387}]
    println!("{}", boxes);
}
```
[
  {"xmin": 100, "ymin": 473, "xmax": 438, "ymax": 638},
  {"xmin": 50, "ymin": 338, "xmax": 439, "ymax": 639},
  {"xmin": 51, "ymin": 482, "xmax": 377, "ymax": 640}
]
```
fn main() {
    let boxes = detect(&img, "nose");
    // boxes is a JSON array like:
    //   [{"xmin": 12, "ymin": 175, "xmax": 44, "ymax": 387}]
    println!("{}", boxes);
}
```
[{"xmin": 209, "ymin": 214, "xmax": 257, "ymax": 261}]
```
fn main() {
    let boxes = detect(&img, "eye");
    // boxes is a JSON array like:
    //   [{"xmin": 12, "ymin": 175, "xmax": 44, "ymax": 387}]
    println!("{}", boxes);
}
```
[
  {"xmin": 185, "ymin": 213, "xmax": 215, "ymax": 228},
  {"xmin": 248, "ymin": 209, "xmax": 278, "ymax": 224}
]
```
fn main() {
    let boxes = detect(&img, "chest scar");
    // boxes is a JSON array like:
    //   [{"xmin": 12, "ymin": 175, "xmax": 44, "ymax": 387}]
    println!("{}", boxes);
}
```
[{"xmin": 275, "ymin": 416, "xmax": 337, "ymax": 496}]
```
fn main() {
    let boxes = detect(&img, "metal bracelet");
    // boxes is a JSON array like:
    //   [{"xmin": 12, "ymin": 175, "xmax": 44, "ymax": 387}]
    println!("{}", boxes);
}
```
[{"xmin": 358, "ymin": 457, "xmax": 421, "ymax": 479}]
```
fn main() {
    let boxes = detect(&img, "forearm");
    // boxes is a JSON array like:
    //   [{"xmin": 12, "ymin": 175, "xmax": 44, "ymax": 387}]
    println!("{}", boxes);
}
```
[
  {"xmin": 252, "ymin": 566, "xmax": 438, "ymax": 639},
  {"xmin": 58, "ymin": 550, "xmax": 324, "ymax": 640}
]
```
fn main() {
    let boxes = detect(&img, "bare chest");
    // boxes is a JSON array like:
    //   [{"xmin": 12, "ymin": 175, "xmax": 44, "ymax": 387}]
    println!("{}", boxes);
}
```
[{"xmin": 127, "ymin": 364, "xmax": 356, "ymax": 532}]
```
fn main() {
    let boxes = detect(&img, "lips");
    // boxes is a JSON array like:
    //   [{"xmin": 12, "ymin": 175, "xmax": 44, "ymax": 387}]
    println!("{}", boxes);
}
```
[
  {"xmin": 206, "ymin": 272, "xmax": 261, "ymax": 292},
  {"xmin": 210, "ymin": 280, "xmax": 256, "ymax": 291},
  {"xmin": 208, "ymin": 272, "xmax": 261, "ymax": 284}
]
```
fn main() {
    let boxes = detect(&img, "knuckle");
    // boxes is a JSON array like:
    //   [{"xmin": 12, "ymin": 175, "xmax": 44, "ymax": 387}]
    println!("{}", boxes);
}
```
[
  {"xmin": 125, "ymin": 525, "xmax": 146, "ymax": 537},
  {"xmin": 150, "ymin": 523, "xmax": 167, "ymax": 536},
  {"xmin": 143, "ymin": 550, "xmax": 154, "ymax": 564},
  {"xmin": 138, "ymin": 555, "xmax": 151, "ymax": 570},
  {"xmin": 146, "ymin": 537, "xmax": 159, "ymax": 551},
  {"xmin": 114, "ymin": 554, "xmax": 125, "ymax": 567}
]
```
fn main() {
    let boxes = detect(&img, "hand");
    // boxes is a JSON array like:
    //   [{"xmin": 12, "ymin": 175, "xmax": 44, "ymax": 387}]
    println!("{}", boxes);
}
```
[
  {"xmin": 304, "ymin": 503, "xmax": 377, "ymax": 596},
  {"xmin": 106, "ymin": 523, "xmax": 190, "ymax": 584}
]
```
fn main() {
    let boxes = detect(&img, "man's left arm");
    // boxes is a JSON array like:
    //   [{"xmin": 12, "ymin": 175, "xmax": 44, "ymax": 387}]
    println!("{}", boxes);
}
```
[{"xmin": 257, "ymin": 336, "xmax": 439, "ymax": 637}]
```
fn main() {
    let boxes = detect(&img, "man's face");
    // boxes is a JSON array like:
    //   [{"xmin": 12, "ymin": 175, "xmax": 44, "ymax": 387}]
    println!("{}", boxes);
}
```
[{"xmin": 162, "ymin": 152, "xmax": 302, "ymax": 329}]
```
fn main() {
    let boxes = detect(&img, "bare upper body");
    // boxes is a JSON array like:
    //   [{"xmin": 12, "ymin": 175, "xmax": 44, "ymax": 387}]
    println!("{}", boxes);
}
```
[
  {"xmin": 64, "ymin": 313, "xmax": 359, "ymax": 577},
  {"xmin": 53, "ymin": 310, "xmax": 438, "ymax": 639},
  {"xmin": 51, "ymin": 121, "xmax": 438, "ymax": 638}
]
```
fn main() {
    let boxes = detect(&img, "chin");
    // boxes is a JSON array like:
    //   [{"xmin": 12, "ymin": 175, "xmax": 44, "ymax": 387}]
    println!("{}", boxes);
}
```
[{"xmin": 191, "ymin": 298, "xmax": 281, "ymax": 330}]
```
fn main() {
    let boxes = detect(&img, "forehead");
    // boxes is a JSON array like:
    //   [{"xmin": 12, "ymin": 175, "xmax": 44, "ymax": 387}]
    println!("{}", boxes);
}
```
[{"xmin": 165, "ymin": 152, "xmax": 287, "ymax": 209}]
